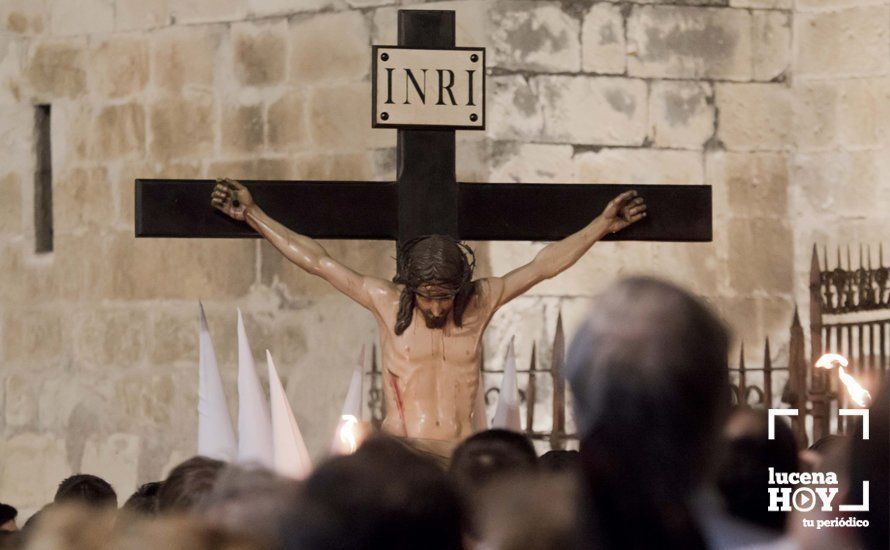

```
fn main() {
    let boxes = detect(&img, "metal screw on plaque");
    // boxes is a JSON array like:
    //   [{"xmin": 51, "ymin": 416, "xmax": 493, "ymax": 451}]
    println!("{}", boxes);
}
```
[
  {"xmin": 469, "ymin": 113, "xmax": 478, "ymax": 122},
  {"xmin": 470, "ymin": 53, "xmax": 478, "ymax": 62},
  {"xmin": 381, "ymin": 52, "xmax": 389, "ymax": 61},
  {"xmin": 381, "ymin": 112, "xmax": 389, "ymax": 121}
]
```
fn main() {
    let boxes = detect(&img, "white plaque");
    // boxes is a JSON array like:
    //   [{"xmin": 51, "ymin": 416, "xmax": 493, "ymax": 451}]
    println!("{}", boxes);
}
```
[{"xmin": 372, "ymin": 46, "xmax": 485, "ymax": 130}]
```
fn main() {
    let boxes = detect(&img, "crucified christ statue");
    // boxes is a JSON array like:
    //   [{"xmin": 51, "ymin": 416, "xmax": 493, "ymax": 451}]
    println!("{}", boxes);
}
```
[{"xmin": 212, "ymin": 179, "xmax": 646, "ymax": 456}]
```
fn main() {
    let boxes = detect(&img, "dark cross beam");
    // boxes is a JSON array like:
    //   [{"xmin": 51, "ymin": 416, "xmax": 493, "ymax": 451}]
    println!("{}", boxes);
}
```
[{"xmin": 135, "ymin": 10, "xmax": 711, "ymax": 243}]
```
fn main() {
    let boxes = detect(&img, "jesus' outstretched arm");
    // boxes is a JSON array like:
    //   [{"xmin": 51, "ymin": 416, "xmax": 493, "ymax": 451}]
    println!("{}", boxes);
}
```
[
  {"xmin": 491, "ymin": 190, "xmax": 647, "ymax": 308},
  {"xmin": 211, "ymin": 178, "xmax": 394, "ymax": 311}
]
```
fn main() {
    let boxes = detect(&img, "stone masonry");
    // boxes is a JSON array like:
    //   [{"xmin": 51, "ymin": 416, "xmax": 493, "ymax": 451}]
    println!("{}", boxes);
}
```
[{"xmin": 0, "ymin": 0, "xmax": 887, "ymax": 514}]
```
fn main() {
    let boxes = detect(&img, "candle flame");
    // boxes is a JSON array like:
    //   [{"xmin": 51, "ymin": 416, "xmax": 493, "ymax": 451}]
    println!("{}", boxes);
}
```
[
  {"xmin": 815, "ymin": 353, "xmax": 848, "ymax": 370},
  {"xmin": 815, "ymin": 353, "xmax": 872, "ymax": 407},
  {"xmin": 838, "ymin": 368, "xmax": 872, "ymax": 407},
  {"xmin": 336, "ymin": 414, "xmax": 360, "ymax": 454}
]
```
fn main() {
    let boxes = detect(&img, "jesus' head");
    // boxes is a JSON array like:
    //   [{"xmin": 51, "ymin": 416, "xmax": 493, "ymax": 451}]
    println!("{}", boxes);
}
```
[{"xmin": 393, "ymin": 235, "xmax": 476, "ymax": 334}]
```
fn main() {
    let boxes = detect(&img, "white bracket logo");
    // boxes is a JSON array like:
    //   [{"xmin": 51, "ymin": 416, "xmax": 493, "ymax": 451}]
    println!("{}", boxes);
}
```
[
  {"xmin": 767, "ymin": 408, "xmax": 870, "ymax": 513},
  {"xmin": 768, "ymin": 408, "xmax": 798, "ymax": 440},
  {"xmin": 839, "ymin": 409, "xmax": 869, "ymax": 440}
]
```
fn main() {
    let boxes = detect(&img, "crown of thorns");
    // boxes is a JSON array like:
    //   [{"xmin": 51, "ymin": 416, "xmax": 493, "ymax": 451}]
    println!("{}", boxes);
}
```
[{"xmin": 394, "ymin": 235, "xmax": 476, "ymax": 296}]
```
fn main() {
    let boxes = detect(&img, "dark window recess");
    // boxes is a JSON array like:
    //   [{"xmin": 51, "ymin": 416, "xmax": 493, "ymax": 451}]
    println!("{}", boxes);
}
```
[{"xmin": 34, "ymin": 104, "xmax": 53, "ymax": 253}]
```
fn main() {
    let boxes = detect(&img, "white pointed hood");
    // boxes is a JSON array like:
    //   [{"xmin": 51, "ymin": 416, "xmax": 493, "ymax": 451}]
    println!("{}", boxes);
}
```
[
  {"xmin": 236, "ymin": 309, "xmax": 274, "ymax": 467},
  {"xmin": 267, "ymin": 350, "xmax": 312, "ymax": 479},
  {"xmin": 197, "ymin": 303, "xmax": 237, "ymax": 461}
]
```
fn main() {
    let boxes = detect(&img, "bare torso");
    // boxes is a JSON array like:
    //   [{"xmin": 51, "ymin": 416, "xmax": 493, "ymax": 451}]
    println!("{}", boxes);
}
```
[
  {"xmin": 211, "ymin": 179, "xmax": 646, "ymax": 449},
  {"xmin": 369, "ymin": 279, "xmax": 501, "ymax": 442}
]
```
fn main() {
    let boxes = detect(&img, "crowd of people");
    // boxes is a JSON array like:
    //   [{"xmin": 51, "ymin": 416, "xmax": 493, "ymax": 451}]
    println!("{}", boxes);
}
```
[{"xmin": 0, "ymin": 278, "xmax": 886, "ymax": 549}]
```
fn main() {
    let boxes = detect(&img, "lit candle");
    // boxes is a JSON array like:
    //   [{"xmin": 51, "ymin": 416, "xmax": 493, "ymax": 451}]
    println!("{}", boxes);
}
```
[{"xmin": 815, "ymin": 353, "xmax": 872, "ymax": 407}]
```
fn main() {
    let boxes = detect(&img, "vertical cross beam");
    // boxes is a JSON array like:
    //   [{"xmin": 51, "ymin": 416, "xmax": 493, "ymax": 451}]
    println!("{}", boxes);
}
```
[{"xmin": 396, "ymin": 10, "xmax": 458, "ymax": 244}]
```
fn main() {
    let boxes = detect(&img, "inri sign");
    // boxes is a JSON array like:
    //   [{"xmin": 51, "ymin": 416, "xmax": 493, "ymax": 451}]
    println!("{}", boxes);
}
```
[{"xmin": 372, "ymin": 47, "xmax": 486, "ymax": 130}]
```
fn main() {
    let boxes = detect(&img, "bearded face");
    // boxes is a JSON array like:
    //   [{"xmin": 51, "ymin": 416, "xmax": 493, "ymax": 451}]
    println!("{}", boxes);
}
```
[
  {"xmin": 414, "ymin": 284, "xmax": 457, "ymax": 329},
  {"xmin": 392, "ymin": 235, "xmax": 477, "ymax": 336}
]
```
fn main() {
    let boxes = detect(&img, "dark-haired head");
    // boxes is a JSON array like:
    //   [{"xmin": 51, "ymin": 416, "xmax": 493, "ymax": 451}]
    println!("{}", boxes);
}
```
[
  {"xmin": 157, "ymin": 456, "xmax": 225, "ymax": 514},
  {"xmin": 393, "ymin": 235, "xmax": 476, "ymax": 335},
  {"xmin": 122, "ymin": 481, "xmax": 162, "ymax": 516},
  {"xmin": 449, "ymin": 430, "xmax": 538, "ymax": 539},
  {"xmin": 197, "ymin": 465, "xmax": 298, "ymax": 546},
  {"xmin": 450, "ymin": 429, "xmax": 537, "ymax": 492},
  {"xmin": 283, "ymin": 436, "xmax": 462, "ymax": 550},
  {"xmin": 54, "ymin": 474, "xmax": 117, "ymax": 509}
]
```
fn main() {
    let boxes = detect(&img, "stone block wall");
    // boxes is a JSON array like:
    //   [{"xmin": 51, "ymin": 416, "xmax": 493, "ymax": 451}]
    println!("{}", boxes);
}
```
[
  {"xmin": 0, "ymin": 0, "xmax": 886, "ymax": 514},
  {"xmin": 789, "ymin": 1, "xmax": 890, "ymax": 313}
]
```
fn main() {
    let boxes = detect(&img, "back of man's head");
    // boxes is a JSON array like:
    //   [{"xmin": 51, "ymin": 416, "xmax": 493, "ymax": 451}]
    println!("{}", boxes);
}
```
[
  {"xmin": 122, "ymin": 481, "xmax": 162, "ymax": 516},
  {"xmin": 567, "ymin": 277, "xmax": 730, "ymax": 488},
  {"xmin": 565, "ymin": 277, "xmax": 730, "ymax": 549},
  {"xmin": 450, "ymin": 429, "xmax": 537, "ymax": 491},
  {"xmin": 197, "ymin": 465, "xmax": 298, "ymax": 546},
  {"xmin": 449, "ymin": 430, "xmax": 538, "ymax": 540},
  {"xmin": 283, "ymin": 436, "xmax": 462, "ymax": 550},
  {"xmin": 157, "ymin": 456, "xmax": 224, "ymax": 514},
  {"xmin": 54, "ymin": 474, "xmax": 117, "ymax": 509}
]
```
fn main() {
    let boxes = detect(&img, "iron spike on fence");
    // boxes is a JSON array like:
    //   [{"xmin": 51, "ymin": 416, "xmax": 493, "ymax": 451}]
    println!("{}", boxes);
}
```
[
  {"xmin": 787, "ymin": 304, "xmax": 809, "ymax": 447},
  {"xmin": 763, "ymin": 337, "xmax": 773, "ymax": 408},
  {"xmin": 526, "ymin": 341, "xmax": 537, "ymax": 437},
  {"xmin": 810, "ymin": 245, "xmax": 824, "ymax": 354},
  {"xmin": 811, "ymin": 245, "xmax": 822, "ymax": 285},
  {"xmin": 738, "ymin": 342, "xmax": 747, "ymax": 407},
  {"xmin": 550, "ymin": 311, "xmax": 566, "ymax": 451}
]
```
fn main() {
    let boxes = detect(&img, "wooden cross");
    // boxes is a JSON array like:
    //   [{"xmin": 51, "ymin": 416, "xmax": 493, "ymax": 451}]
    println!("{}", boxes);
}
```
[{"xmin": 136, "ymin": 10, "xmax": 710, "ymax": 246}]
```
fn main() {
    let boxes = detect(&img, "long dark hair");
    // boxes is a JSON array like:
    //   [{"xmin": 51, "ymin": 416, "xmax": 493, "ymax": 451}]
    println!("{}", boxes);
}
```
[{"xmin": 392, "ymin": 235, "xmax": 476, "ymax": 335}]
